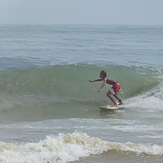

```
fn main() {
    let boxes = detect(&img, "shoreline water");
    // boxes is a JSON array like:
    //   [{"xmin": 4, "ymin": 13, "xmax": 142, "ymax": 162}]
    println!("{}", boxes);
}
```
[{"xmin": 73, "ymin": 151, "xmax": 163, "ymax": 163}]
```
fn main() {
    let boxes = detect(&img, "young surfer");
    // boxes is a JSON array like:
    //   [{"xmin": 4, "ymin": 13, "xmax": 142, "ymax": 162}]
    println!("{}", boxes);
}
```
[{"xmin": 89, "ymin": 70, "xmax": 123, "ymax": 107}]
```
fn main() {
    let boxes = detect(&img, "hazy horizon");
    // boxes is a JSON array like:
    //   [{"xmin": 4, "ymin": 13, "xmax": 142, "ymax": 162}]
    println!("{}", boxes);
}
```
[{"xmin": 0, "ymin": 0, "xmax": 163, "ymax": 25}]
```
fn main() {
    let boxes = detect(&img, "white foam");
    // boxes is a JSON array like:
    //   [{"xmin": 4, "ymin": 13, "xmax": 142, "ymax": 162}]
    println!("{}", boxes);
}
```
[
  {"xmin": 1, "ymin": 133, "xmax": 163, "ymax": 163},
  {"xmin": 125, "ymin": 85, "xmax": 163, "ymax": 112},
  {"xmin": 108, "ymin": 142, "xmax": 163, "ymax": 155},
  {"xmin": 0, "ymin": 133, "xmax": 108, "ymax": 163}
]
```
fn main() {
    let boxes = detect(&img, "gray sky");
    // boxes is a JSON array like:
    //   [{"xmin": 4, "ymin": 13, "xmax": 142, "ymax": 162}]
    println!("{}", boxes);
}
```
[{"xmin": 0, "ymin": 0, "xmax": 163, "ymax": 25}]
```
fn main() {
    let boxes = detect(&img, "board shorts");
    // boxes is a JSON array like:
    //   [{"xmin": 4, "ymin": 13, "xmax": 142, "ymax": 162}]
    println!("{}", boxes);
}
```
[{"xmin": 109, "ymin": 82, "xmax": 121, "ymax": 95}]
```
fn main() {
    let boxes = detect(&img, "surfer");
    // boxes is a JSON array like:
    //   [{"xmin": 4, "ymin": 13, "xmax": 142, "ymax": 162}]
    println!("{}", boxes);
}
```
[{"xmin": 89, "ymin": 70, "xmax": 123, "ymax": 107}]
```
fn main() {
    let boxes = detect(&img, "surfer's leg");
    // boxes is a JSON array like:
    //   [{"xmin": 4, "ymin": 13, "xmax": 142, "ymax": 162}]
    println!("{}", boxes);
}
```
[
  {"xmin": 106, "ymin": 91, "xmax": 118, "ymax": 107},
  {"xmin": 114, "ymin": 94, "xmax": 123, "ymax": 105}
]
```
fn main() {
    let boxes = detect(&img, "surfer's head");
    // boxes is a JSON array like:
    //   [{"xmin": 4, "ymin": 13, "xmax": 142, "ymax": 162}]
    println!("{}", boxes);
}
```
[{"xmin": 100, "ymin": 70, "xmax": 107, "ymax": 78}]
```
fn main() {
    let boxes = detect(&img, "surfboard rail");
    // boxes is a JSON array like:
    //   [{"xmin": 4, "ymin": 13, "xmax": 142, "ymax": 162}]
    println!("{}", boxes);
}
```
[{"xmin": 99, "ymin": 105, "xmax": 123, "ymax": 110}]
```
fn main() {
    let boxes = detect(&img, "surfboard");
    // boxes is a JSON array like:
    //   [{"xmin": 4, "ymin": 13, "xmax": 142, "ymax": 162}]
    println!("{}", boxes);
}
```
[{"xmin": 99, "ymin": 105, "xmax": 123, "ymax": 110}]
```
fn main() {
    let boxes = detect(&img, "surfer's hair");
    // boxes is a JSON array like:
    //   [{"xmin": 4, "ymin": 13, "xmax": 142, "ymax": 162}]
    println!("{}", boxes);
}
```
[{"xmin": 100, "ymin": 70, "xmax": 107, "ymax": 77}]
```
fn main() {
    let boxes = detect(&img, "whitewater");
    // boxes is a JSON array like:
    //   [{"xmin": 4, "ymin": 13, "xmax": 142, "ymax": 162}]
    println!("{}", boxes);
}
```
[{"xmin": 0, "ymin": 24, "xmax": 163, "ymax": 163}]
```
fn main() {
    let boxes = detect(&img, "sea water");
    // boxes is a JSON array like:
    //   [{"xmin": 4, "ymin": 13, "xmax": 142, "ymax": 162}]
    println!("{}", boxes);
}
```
[{"xmin": 0, "ymin": 25, "xmax": 163, "ymax": 163}]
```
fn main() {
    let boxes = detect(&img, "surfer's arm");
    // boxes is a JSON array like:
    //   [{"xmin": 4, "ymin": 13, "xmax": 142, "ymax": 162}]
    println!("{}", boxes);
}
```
[
  {"xmin": 98, "ymin": 80, "xmax": 106, "ymax": 92},
  {"xmin": 89, "ymin": 79, "xmax": 103, "ymax": 82}
]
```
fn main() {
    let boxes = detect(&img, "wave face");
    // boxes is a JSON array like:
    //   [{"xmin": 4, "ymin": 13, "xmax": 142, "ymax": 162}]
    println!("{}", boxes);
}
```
[{"xmin": 0, "ymin": 64, "xmax": 162, "ymax": 121}]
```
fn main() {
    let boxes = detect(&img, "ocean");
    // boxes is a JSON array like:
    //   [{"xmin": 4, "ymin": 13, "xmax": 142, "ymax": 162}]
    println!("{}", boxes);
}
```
[{"xmin": 0, "ymin": 24, "xmax": 163, "ymax": 163}]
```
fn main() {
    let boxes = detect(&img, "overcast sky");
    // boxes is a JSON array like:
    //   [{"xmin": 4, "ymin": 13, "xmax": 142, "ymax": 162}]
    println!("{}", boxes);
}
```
[{"xmin": 0, "ymin": 0, "xmax": 163, "ymax": 25}]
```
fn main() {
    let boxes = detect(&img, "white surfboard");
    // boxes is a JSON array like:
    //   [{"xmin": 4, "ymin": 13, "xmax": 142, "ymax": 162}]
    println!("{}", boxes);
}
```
[{"xmin": 99, "ymin": 105, "xmax": 123, "ymax": 110}]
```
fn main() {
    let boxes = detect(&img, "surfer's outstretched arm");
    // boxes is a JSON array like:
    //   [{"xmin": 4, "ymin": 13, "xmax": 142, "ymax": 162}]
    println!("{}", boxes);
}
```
[{"xmin": 89, "ymin": 79, "xmax": 103, "ymax": 82}]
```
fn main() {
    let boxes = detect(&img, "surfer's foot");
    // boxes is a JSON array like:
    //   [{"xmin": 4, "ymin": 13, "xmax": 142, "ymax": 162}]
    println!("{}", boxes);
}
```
[
  {"xmin": 111, "ymin": 104, "xmax": 118, "ymax": 107},
  {"xmin": 118, "ymin": 100, "xmax": 123, "ymax": 105}
]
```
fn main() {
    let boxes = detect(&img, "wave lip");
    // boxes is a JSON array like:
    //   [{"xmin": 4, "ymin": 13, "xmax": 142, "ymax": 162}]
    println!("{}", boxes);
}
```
[{"xmin": 1, "ymin": 133, "xmax": 163, "ymax": 163}]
